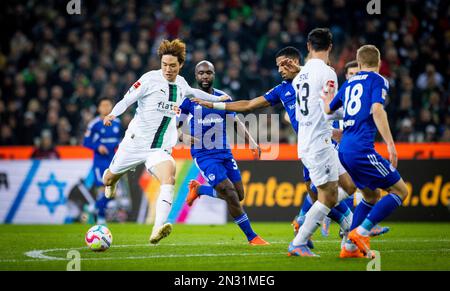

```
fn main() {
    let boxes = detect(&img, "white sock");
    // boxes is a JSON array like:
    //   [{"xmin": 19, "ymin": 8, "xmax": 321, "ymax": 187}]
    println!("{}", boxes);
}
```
[
  {"xmin": 151, "ymin": 184, "xmax": 174, "ymax": 236},
  {"xmin": 344, "ymin": 240, "xmax": 358, "ymax": 251},
  {"xmin": 355, "ymin": 190, "xmax": 363, "ymax": 205},
  {"xmin": 293, "ymin": 201, "xmax": 330, "ymax": 246},
  {"xmin": 339, "ymin": 212, "xmax": 352, "ymax": 233},
  {"xmin": 337, "ymin": 186, "xmax": 349, "ymax": 203}
]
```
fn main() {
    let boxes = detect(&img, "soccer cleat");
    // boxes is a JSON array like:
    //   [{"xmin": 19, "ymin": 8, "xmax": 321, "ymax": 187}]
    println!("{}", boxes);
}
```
[
  {"xmin": 149, "ymin": 223, "xmax": 173, "ymax": 244},
  {"xmin": 369, "ymin": 225, "xmax": 390, "ymax": 237},
  {"xmin": 348, "ymin": 229, "xmax": 371, "ymax": 256},
  {"xmin": 321, "ymin": 216, "xmax": 331, "ymax": 237},
  {"xmin": 291, "ymin": 216, "xmax": 314, "ymax": 249},
  {"xmin": 291, "ymin": 216, "xmax": 300, "ymax": 236},
  {"xmin": 339, "ymin": 246, "xmax": 366, "ymax": 259},
  {"xmin": 249, "ymin": 236, "xmax": 270, "ymax": 246},
  {"xmin": 287, "ymin": 242, "xmax": 318, "ymax": 257},
  {"xmin": 103, "ymin": 170, "xmax": 117, "ymax": 199},
  {"xmin": 186, "ymin": 180, "xmax": 201, "ymax": 206}
]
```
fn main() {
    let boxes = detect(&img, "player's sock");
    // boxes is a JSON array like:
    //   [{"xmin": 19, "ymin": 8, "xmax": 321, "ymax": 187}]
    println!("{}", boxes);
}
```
[
  {"xmin": 337, "ymin": 187, "xmax": 350, "ymax": 202},
  {"xmin": 234, "ymin": 213, "xmax": 257, "ymax": 241},
  {"xmin": 95, "ymin": 192, "xmax": 109, "ymax": 223},
  {"xmin": 355, "ymin": 191, "xmax": 363, "ymax": 205},
  {"xmin": 296, "ymin": 194, "xmax": 313, "ymax": 225},
  {"xmin": 357, "ymin": 193, "xmax": 402, "ymax": 236},
  {"xmin": 343, "ymin": 195, "xmax": 355, "ymax": 212},
  {"xmin": 328, "ymin": 203, "xmax": 352, "ymax": 232},
  {"xmin": 293, "ymin": 201, "xmax": 330, "ymax": 246},
  {"xmin": 350, "ymin": 199, "xmax": 374, "ymax": 231},
  {"xmin": 152, "ymin": 184, "xmax": 174, "ymax": 235},
  {"xmin": 198, "ymin": 185, "xmax": 218, "ymax": 198}
]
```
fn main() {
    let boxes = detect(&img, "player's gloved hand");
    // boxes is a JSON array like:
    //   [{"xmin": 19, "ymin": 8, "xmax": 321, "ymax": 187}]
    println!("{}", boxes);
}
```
[
  {"xmin": 98, "ymin": 145, "xmax": 109, "ymax": 155},
  {"xmin": 191, "ymin": 98, "xmax": 214, "ymax": 109},
  {"xmin": 251, "ymin": 146, "xmax": 262, "ymax": 160},
  {"xmin": 387, "ymin": 142, "xmax": 398, "ymax": 168},
  {"xmin": 103, "ymin": 115, "xmax": 115, "ymax": 126}
]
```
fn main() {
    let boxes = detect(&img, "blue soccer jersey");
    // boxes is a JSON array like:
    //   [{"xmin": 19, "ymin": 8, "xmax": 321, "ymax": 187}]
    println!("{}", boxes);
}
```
[
  {"xmin": 83, "ymin": 117, "xmax": 122, "ymax": 186},
  {"xmin": 329, "ymin": 71, "xmax": 400, "ymax": 190},
  {"xmin": 263, "ymin": 80, "xmax": 298, "ymax": 132},
  {"xmin": 179, "ymin": 88, "xmax": 241, "ymax": 187}
]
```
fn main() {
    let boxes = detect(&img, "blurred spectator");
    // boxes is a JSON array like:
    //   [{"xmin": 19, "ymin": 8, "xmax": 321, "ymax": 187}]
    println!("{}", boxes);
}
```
[
  {"xmin": 0, "ymin": 0, "xmax": 448, "ymax": 145},
  {"xmin": 31, "ymin": 130, "xmax": 60, "ymax": 159}
]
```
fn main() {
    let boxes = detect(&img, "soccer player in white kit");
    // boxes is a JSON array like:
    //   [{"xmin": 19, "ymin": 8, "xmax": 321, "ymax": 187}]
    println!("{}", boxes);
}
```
[
  {"xmin": 288, "ymin": 28, "xmax": 343, "ymax": 256},
  {"xmin": 102, "ymin": 39, "xmax": 230, "ymax": 244}
]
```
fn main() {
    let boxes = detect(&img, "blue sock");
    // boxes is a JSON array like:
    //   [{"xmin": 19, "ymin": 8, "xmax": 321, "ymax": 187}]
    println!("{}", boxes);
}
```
[
  {"xmin": 96, "ymin": 193, "xmax": 109, "ymax": 219},
  {"xmin": 350, "ymin": 199, "xmax": 374, "ymax": 231},
  {"xmin": 361, "ymin": 194, "xmax": 402, "ymax": 231},
  {"xmin": 343, "ymin": 196, "xmax": 355, "ymax": 212},
  {"xmin": 334, "ymin": 201, "xmax": 352, "ymax": 218},
  {"xmin": 198, "ymin": 185, "xmax": 217, "ymax": 198},
  {"xmin": 328, "ymin": 207, "xmax": 344, "ymax": 223},
  {"xmin": 234, "ymin": 213, "xmax": 257, "ymax": 241},
  {"xmin": 300, "ymin": 194, "xmax": 313, "ymax": 215},
  {"xmin": 310, "ymin": 184, "xmax": 318, "ymax": 195}
]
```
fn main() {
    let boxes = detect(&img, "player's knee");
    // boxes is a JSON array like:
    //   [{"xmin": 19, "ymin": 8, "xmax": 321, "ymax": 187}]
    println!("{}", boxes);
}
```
[
  {"xmin": 161, "ymin": 175, "xmax": 175, "ymax": 185},
  {"xmin": 392, "ymin": 181, "xmax": 409, "ymax": 201}
]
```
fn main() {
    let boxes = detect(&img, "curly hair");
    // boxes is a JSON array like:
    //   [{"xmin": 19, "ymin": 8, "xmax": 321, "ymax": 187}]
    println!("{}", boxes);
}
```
[{"xmin": 157, "ymin": 39, "xmax": 186, "ymax": 64}]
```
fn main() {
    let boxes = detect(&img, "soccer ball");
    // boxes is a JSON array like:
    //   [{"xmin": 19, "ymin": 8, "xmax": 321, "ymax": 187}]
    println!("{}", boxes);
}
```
[{"xmin": 85, "ymin": 225, "xmax": 113, "ymax": 252}]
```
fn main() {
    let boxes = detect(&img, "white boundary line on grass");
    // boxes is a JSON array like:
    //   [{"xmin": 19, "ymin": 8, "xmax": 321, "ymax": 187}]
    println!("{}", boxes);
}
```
[{"xmin": 2, "ymin": 238, "xmax": 446, "ymax": 263}]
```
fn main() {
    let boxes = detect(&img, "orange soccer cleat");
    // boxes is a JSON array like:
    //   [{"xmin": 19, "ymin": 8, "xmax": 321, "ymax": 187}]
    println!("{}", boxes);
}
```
[
  {"xmin": 339, "ymin": 246, "xmax": 366, "ymax": 259},
  {"xmin": 348, "ymin": 229, "xmax": 372, "ymax": 256},
  {"xmin": 186, "ymin": 180, "xmax": 201, "ymax": 206},
  {"xmin": 249, "ymin": 236, "xmax": 270, "ymax": 246}
]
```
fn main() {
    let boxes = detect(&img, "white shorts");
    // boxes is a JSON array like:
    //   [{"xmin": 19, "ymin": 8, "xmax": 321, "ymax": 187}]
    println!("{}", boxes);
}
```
[
  {"xmin": 301, "ymin": 146, "xmax": 339, "ymax": 187},
  {"xmin": 109, "ymin": 133, "xmax": 175, "ymax": 175},
  {"xmin": 335, "ymin": 147, "xmax": 347, "ymax": 177}
]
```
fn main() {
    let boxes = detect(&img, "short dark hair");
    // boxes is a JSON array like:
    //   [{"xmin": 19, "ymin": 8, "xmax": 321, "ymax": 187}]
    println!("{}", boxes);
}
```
[
  {"xmin": 97, "ymin": 97, "xmax": 114, "ymax": 106},
  {"xmin": 275, "ymin": 46, "xmax": 302, "ymax": 63},
  {"xmin": 344, "ymin": 60, "xmax": 358, "ymax": 74},
  {"xmin": 307, "ymin": 28, "xmax": 332, "ymax": 52}
]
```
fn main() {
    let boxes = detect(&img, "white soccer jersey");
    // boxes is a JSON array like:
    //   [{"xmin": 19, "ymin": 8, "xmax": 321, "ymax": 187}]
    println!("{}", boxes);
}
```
[
  {"xmin": 110, "ymin": 69, "xmax": 223, "ymax": 150},
  {"xmin": 293, "ymin": 58, "xmax": 338, "ymax": 158}
]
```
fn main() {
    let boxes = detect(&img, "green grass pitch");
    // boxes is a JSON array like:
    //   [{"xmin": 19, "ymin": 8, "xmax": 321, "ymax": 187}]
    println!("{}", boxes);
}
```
[{"xmin": 1, "ymin": 222, "xmax": 449, "ymax": 271}]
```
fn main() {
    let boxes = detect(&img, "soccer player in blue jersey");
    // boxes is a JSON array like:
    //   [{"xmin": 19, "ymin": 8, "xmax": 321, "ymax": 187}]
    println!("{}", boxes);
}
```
[
  {"xmin": 83, "ymin": 97, "xmax": 122, "ymax": 224},
  {"xmin": 194, "ymin": 47, "xmax": 356, "ymax": 249},
  {"xmin": 177, "ymin": 60, "xmax": 269, "ymax": 245},
  {"xmin": 322, "ymin": 45, "xmax": 409, "ymax": 258}
]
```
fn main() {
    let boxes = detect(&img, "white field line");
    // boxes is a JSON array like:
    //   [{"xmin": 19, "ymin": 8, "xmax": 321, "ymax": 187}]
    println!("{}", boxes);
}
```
[{"xmin": 0, "ymin": 238, "xmax": 445, "ymax": 263}]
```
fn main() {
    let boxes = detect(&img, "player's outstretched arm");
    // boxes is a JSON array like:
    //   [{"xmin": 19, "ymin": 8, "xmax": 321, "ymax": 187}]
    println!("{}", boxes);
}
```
[
  {"xmin": 372, "ymin": 103, "xmax": 398, "ymax": 168},
  {"xmin": 234, "ymin": 116, "xmax": 261, "ymax": 160},
  {"xmin": 185, "ymin": 87, "xmax": 230, "ymax": 102},
  {"xmin": 104, "ymin": 82, "xmax": 143, "ymax": 126},
  {"xmin": 191, "ymin": 96, "xmax": 270, "ymax": 112}
]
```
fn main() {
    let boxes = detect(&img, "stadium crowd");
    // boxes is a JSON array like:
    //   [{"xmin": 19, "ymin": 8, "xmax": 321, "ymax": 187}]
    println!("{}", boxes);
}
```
[{"xmin": 0, "ymin": 0, "xmax": 449, "ymax": 148}]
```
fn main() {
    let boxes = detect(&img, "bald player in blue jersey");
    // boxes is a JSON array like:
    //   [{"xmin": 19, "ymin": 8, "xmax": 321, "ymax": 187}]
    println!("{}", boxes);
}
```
[
  {"xmin": 322, "ymin": 45, "xmax": 409, "ymax": 258},
  {"xmin": 193, "ymin": 47, "xmax": 356, "ymax": 248},
  {"xmin": 177, "ymin": 60, "xmax": 269, "ymax": 245}
]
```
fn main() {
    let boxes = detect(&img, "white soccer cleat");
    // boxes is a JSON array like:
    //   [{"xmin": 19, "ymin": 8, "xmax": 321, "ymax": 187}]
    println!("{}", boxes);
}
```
[
  {"xmin": 104, "ymin": 184, "xmax": 117, "ymax": 199},
  {"xmin": 149, "ymin": 223, "xmax": 173, "ymax": 244},
  {"xmin": 103, "ymin": 170, "xmax": 117, "ymax": 199}
]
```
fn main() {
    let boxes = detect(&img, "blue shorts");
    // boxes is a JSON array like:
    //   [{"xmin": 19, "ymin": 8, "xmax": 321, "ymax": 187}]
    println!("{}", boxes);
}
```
[
  {"xmin": 194, "ymin": 155, "xmax": 242, "ymax": 188},
  {"xmin": 338, "ymin": 149, "xmax": 401, "ymax": 191},
  {"xmin": 303, "ymin": 166, "xmax": 311, "ymax": 182},
  {"xmin": 93, "ymin": 161, "xmax": 109, "ymax": 187}
]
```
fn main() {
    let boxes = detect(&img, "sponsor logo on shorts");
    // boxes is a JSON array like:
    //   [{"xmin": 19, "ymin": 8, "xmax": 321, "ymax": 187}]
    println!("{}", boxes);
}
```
[{"xmin": 208, "ymin": 174, "xmax": 216, "ymax": 181}]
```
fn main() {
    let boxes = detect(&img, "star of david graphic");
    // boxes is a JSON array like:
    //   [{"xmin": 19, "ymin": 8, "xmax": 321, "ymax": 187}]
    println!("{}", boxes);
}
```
[{"xmin": 37, "ymin": 173, "xmax": 67, "ymax": 214}]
